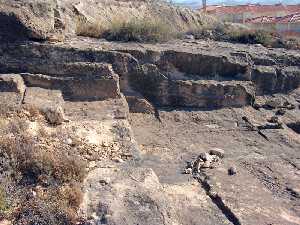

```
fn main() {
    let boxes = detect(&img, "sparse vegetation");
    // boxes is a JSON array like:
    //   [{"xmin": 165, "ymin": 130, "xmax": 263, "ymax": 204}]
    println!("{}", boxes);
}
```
[
  {"xmin": 76, "ymin": 17, "xmax": 178, "ymax": 43},
  {"xmin": 187, "ymin": 23, "xmax": 300, "ymax": 50},
  {"xmin": 0, "ymin": 114, "xmax": 87, "ymax": 224}
]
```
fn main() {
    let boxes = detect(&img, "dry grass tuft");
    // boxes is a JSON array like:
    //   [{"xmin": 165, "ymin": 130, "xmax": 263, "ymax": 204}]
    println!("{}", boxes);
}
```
[
  {"xmin": 187, "ymin": 23, "xmax": 300, "ymax": 50},
  {"xmin": 76, "ymin": 17, "xmax": 178, "ymax": 43}
]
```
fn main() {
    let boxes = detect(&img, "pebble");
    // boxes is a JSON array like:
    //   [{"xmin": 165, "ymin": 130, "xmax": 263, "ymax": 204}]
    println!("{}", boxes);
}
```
[
  {"xmin": 228, "ymin": 166, "xmax": 237, "ymax": 175},
  {"xmin": 184, "ymin": 168, "xmax": 193, "ymax": 174},
  {"xmin": 198, "ymin": 152, "xmax": 212, "ymax": 162},
  {"xmin": 201, "ymin": 161, "xmax": 211, "ymax": 169},
  {"xmin": 102, "ymin": 140, "xmax": 110, "ymax": 147},
  {"xmin": 65, "ymin": 138, "xmax": 73, "ymax": 145},
  {"xmin": 88, "ymin": 161, "xmax": 97, "ymax": 169},
  {"xmin": 114, "ymin": 157, "xmax": 124, "ymax": 163},
  {"xmin": 91, "ymin": 212, "xmax": 99, "ymax": 220},
  {"xmin": 276, "ymin": 108, "xmax": 286, "ymax": 116}
]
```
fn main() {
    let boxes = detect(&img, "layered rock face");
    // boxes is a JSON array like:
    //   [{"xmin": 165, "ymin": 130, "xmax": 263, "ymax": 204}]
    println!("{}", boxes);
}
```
[{"xmin": 1, "ymin": 38, "xmax": 299, "ymax": 110}]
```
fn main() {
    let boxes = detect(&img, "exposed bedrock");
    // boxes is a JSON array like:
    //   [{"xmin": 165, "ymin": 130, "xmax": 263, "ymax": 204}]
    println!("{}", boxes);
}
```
[
  {"xmin": 131, "ymin": 64, "xmax": 255, "ymax": 108},
  {"xmin": 0, "ymin": 40, "xmax": 300, "ymax": 109}
]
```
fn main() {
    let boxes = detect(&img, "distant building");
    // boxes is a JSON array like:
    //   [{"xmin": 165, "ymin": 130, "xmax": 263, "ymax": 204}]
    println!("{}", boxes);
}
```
[
  {"xmin": 203, "ymin": 4, "xmax": 300, "ymax": 23},
  {"xmin": 202, "ymin": 4, "xmax": 300, "ymax": 37},
  {"xmin": 246, "ymin": 13, "xmax": 300, "ymax": 37}
]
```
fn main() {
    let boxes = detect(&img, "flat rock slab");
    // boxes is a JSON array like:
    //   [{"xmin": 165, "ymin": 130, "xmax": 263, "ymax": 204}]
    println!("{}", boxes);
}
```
[
  {"xmin": 200, "ymin": 158, "xmax": 300, "ymax": 225},
  {"xmin": 129, "ymin": 103, "xmax": 300, "ymax": 225},
  {"xmin": 81, "ymin": 166, "xmax": 229, "ymax": 225},
  {"xmin": 23, "ymin": 87, "xmax": 64, "ymax": 109},
  {"xmin": 22, "ymin": 73, "xmax": 121, "ymax": 101},
  {"xmin": 64, "ymin": 96, "xmax": 129, "ymax": 121}
]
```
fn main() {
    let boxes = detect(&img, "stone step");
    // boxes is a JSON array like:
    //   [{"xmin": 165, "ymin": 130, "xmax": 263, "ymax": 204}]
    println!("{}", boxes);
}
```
[
  {"xmin": 0, "ymin": 42, "xmax": 138, "ymax": 78},
  {"xmin": 64, "ymin": 95, "xmax": 129, "ymax": 121},
  {"xmin": 23, "ymin": 87, "xmax": 64, "ymax": 109},
  {"xmin": 133, "ymin": 64, "xmax": 255, "ymax": 109},
  {"xmin": 21, "ymin": 72, "xmax": 121, "ymax": 101}
]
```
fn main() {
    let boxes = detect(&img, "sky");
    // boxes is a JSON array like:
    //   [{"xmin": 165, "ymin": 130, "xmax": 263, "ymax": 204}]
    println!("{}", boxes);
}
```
[{"xmin": 173, "ymin": 0, "xmax": 300, "ymax": 5}]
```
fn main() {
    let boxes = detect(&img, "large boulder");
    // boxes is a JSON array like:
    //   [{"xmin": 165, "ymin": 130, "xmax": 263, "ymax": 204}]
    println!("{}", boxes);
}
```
[
  {"xmin": 23, "ymin": 87, "xmax": 66, "ymax": 125},
  {"xmin": 0, "ymin": 0, "xmax": 55, "ymax": 42},
  {"xmin": 0, "ymin": 74, "xmax": 26, "ymax": 108}
]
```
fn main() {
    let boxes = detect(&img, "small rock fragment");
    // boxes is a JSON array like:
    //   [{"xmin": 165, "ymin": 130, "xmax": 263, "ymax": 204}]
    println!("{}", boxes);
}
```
[
  {"xmin": 265, "ymin": 98, "xmax": 282, "ymax": 109},
  {"xmin": 209, "ymin": 148, "xmax": 225, "ymax": 158},
  {"xmin": 198, "ymin": 152, "xmax": 212, "ymax": 162},
  {"xmin": 114, "ymin": 157, "xmax": 124, "ymax": 163},
  {"xmin": 184, "ymin": 168, "xmax": 193, "ymax": 174},
  {"xmin": 42, "ymin": 106, "xmax": 65, "ymax": 125},
  {"xmin": 268, "ymin": 116, "xmax": 279, "ymax": 123},
  {"xmin": 276, "ymin": 108, "xmax": 286, "ymax": 116},
  {"xmin": 228, "ymin": 167, "xmax": 237, "ymax": 175},
  {"xmin": 201, "ymin": 161, "xmax": 211, "ymax": 169},
  {"xmin": 65, "ymin": 138, "xmax": 73, "ymax": 145}
]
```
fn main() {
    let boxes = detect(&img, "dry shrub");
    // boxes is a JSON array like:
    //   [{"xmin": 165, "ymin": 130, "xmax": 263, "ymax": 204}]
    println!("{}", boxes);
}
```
[
  {"xmin": 0, "ymin": 116, "xmax": 87, "ymax": 224},
  {"xmin": 75, "ymin": 18, "xmax": 107, "ymax": 38},
  {"xmin": 14, "ymin": 199, "xmax": 72, "ymax": 225},
  {"xmin": 0, "ymin": 117, "xmax": 86, "ymax": 185},
  {"xmin": 1, "ymin": 136, "xmax": 86, "ymax": 185},
  {"xmin": 76, "ymin": 17, "xmax": 178, "ymax": 43},
  {"xmin": 187, "ymin": 22, "xmax": 300, "ymax": 50},
  {"xmin": 104, "ymin": 18, "xmax": 177, "ymax": 43}
]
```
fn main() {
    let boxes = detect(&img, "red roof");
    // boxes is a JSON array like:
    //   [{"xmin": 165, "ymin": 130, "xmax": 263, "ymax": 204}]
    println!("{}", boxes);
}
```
[
  {"xmin": 246, "ymin": 13, "xmax": 300, "ymax": 24},
  {"xmin": 205, "ymin": 4, "xmax": 300, "ymax": 15}
]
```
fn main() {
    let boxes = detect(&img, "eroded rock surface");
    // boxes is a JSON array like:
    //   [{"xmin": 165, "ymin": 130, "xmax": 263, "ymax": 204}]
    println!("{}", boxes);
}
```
[{"xmin": 0, "ymin": 35, "xmax": 300, "ymax": 225}]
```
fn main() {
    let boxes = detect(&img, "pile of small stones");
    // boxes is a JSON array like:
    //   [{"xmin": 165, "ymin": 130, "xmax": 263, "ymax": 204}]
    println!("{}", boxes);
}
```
[{"xmin": 184, "ymin": 148, "xmax": 225, "ymax": 174}]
